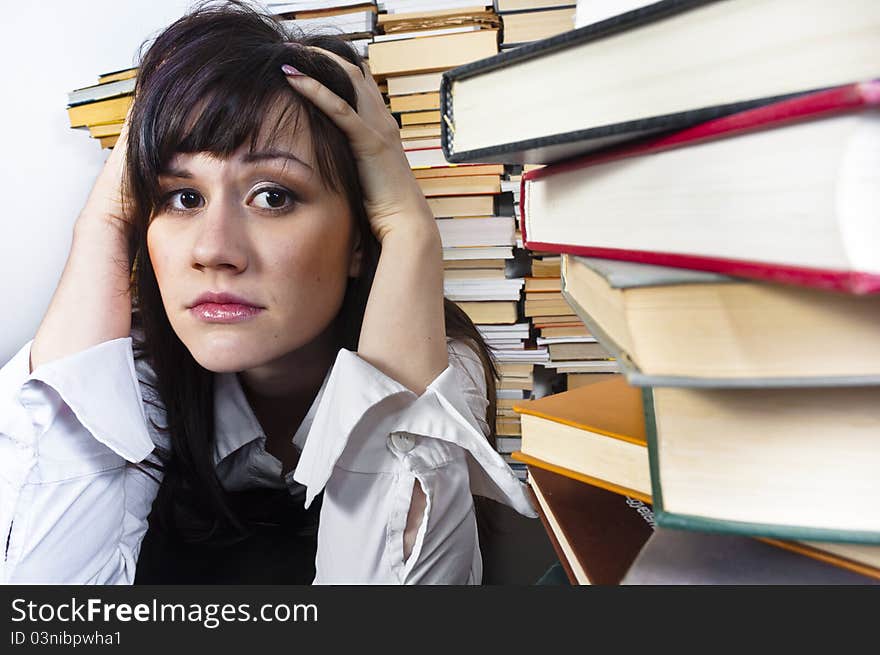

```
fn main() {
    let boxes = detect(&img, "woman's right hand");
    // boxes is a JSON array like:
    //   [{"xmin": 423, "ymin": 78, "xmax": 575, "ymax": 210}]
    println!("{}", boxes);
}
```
[
  {"xmin": 30, "ymin": 103, "xmax": 138, "ymax": 372},
  {"xmin": 77, "ymin": 105, "xmax": 134, "ymax": 230}
]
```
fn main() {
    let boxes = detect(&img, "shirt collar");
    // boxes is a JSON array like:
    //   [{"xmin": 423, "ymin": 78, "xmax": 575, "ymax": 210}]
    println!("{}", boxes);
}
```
[{"xmin": 212, "ymin": 360, "xmax": 335, "ymax": 467}]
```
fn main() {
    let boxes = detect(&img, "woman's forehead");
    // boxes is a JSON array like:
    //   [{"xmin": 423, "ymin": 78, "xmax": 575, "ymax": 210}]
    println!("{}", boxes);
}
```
[{"xmin": 163, "ymin": 141, "xmax": 314, "ymax": 176}]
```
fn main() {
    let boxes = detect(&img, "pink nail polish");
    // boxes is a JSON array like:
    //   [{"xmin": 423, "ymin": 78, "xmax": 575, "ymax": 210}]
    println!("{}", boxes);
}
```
[{"xmin": 281, "ymin": 64, "xmax": 304, "ymax": 76}]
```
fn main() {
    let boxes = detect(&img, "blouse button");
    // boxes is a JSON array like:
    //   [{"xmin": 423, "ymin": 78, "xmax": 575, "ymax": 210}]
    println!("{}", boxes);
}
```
[{"xmin": 389, "ymin": 431, "xmax": 416, "ymax": 453}]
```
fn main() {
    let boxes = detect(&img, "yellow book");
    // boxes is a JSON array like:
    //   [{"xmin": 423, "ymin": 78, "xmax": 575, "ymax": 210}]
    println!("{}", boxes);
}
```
[
  {"xmin": 389, "ymin": 92, "xmax": 440, "ymax": 113},
  {"xmin": 444, "ymin": 257, "xmax": 506, "ymax": 269},
  {"xmin": 417, "ymin": 174, "xmax": 500, "ymax": 197},
  {"xmin": 524, "ymin": 277, "xmax": 562, "ymax": 292},
  {"xmin": 454, "ymin": 300, "xmax": 518, "ymax": 324},
  {"xmin": 427, "ymin": 194, "xmax": 495, "ymax": 217},
  {"xmin": 387, "ymin": 71, "xmax": 444, "ymax": 96},
  {"xmin": 98, "ymin": 67, "xmax": 138, "ymax": 84},
  {"xmin": 511, "ymin": 376, "xmax": 651, "ymax": 501},
  {"xmin": 99, "ymin": 135, "xmax": 119, "ymax": 149},
  {"xmin": 68, "ymin": 95, "xmax": 132, "ymax": 128},
  {"xmin": 412, "ymin": 164, "xmax": 504, "ymax": 179},
  {"xmin": 501, "ymin": 7, "xmax": 576, "ymax": 45},
  {"xmin": 378, "ymin": 5, "xmax": 494, "ymax": 26},
  {"xmin": 89, "ymin": 122, "xmax": 123, "ymax": 138},
  {"xmin": 400, "ymin": 110, "xmax": 441, "ymax": 126},
  {"xmin": 368, "ymin": 29, "xmax": 498, "ymax": 77},
  {"xmin": 399, "ymin": 124, "xmax": 442, "ymax": 139}
]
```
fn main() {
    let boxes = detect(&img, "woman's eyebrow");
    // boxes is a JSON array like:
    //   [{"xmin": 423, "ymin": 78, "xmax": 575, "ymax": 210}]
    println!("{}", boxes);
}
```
[
  {"xmin": 242, "ymin": 149, "xmax": 313, "ymax": 171},
  {"xmin": 158, "ymin": 166, "xmax": 194, "ymax": 179},
  {"xmin": 158, "ymin": 149, "xmax": 313, "ymax": 179}
]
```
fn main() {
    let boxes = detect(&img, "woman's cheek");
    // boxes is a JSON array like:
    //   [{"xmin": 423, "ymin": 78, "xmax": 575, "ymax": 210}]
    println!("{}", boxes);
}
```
[
  {"xmin": 275, "ymin": 245, "xmax": 348, "ymax": 318},
  {"xmin": 147, "ymin": 223, "xmax": 183, "ymax": 303}
]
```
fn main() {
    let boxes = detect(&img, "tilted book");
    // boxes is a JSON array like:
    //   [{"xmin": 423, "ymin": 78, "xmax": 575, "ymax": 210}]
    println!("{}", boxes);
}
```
[
  {"xmin": 520, "ymin": 82, "xmax": 880, "ymax": 294},
  {"xmin": 560, "ymin": 255, "xmax": 880, "ymax": 387},
  {"xmin": 526, "ymin": 465, "xmax": 655, "ymax": 585},
  {"xmin": 440, "ymin": 0, "xmax": 880, "ymax": 164}
]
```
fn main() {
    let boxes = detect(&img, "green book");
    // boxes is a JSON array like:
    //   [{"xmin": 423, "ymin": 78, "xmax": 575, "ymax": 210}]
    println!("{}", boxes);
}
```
[{"xmin": 643, "ymin": 384, "xmax": 880, "ymax": 547}]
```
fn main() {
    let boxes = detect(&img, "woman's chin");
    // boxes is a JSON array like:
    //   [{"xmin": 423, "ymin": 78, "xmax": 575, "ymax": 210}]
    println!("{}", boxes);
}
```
[
  {"xmin": 183, "ymin": 335, "xmax": 270, "ymax": 373},
  {"xmin": 191, "ymin": 351, "xmax": 260, "ymax": 373}
]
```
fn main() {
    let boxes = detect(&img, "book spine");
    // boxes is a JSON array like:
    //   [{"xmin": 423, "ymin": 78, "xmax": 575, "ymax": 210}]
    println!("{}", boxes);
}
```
[{"xmin": 440, "ymin": 71, "xmax": 454, "ymax": 161}]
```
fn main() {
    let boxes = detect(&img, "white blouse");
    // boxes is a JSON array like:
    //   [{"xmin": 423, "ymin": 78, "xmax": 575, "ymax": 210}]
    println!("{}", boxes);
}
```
[{"xmin": 0, "ymin": 334, "xmax": 537, "ymax": 585}]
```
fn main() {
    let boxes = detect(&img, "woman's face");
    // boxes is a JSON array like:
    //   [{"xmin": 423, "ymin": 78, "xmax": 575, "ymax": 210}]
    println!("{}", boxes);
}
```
[{"xmin": 147, "ymin": 112, "xmax": 362, "ymax": 373}]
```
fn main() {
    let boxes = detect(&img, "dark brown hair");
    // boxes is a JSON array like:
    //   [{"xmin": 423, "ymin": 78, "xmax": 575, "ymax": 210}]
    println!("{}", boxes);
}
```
[{"xmin": 124, "ymin": 0, "xmax": 502, "ymax": 546}]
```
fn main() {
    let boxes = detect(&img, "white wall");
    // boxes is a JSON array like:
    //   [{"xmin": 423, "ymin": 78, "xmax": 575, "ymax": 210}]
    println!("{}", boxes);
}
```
[{"xmin": 0, "ymin": 1, "xmax": 275, "ymax": 363}]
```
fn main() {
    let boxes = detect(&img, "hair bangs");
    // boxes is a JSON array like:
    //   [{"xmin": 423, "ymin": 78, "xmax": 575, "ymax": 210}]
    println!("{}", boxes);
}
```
[{"xmin": 140, "ymin": 74, "xmax": 315, "ymax": 207}]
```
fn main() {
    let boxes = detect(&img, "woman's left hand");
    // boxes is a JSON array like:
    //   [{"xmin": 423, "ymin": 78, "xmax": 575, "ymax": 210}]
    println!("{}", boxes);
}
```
[{"xmin": 281, "ymin": 48, "xmax": 436, "ymax": 245}]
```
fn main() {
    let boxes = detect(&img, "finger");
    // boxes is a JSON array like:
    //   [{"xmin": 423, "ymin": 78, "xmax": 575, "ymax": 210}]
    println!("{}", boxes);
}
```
[
  {"xmin": 282, "ymin": 65, "xmax": 377, "ymax": 149},
  {"xmin": 298, "ymin": 47, "xmax": 401, "ymax": 139},
  {"xmin": 302, "ymin": 45, "xmax": 386, "ymax": 106}
]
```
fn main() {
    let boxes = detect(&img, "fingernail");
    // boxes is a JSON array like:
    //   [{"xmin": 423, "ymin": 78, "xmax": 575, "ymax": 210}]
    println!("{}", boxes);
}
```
[{"xmin": 281, "ymin": 64, "xmax": 304, "ymax": 76}]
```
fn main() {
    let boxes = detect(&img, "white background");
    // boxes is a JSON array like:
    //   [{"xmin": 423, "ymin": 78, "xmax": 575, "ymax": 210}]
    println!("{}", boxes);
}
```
[{"xmin": 0, "ymin": 0, "xmax": 272, "ymax": 363}]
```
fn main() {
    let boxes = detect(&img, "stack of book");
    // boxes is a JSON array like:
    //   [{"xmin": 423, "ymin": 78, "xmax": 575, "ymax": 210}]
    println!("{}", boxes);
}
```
[
  {"xmin": 66, "ymin": 67, "xmax": 137, "ymax": 149},
  {"xmin": 367, "ymin": 0, "xmax": 510, "ymax": 331},
  {"xmin": 480, "ymin": 3, "xmax": 624, "ymax": 411},
  {"xmin": 494, "ymin": 0, "xmax": 576, "ymax": 50},
  {"xmin": 270, "ymin": 1, "xmax": 381, "ymax": 57},
  {"xmin": 65, "ymin": 3, "xmax": 381, "ymax": 151},
  {"xmin": 368, "ymin": 1, "xmax": 569, "ymax": 471},
  {"xmin": 442, "ymin": 0, "xmax": 880, "ymax": 583}
]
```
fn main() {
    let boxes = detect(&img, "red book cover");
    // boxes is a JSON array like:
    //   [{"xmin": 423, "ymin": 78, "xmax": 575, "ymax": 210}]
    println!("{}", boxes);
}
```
[{"xmin": 520, "ymin": 81, "xmax": 880, "ymax": 294}]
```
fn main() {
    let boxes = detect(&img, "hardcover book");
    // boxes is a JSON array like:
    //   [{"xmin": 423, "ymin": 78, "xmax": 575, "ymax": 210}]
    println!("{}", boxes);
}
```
[
  {"xmin": 645, "ymin": 384, "xmax": 880, "ymax": 545},
  {"xmin": 511, "ymin": 376, "xmax": 651, "ymax": 502},
  {"xmin": 368, "ymin": 28, "xmax": 498, "ymax": 77},
  {"xmin": 526, "ymin": 465, "xmax": 655, "ymax": 585},
  {"xmin": 68, "ymin": 76, "xmax": 136, "ymax": 107},
  {"xmin": 67, "ymin": 95, "xmax": 133, "ymax": 128},
  {"xmin": 440, "ymin": 0, "xmax": 880, "ymax": 163},
  {"xmin": 560, "ymin": 255, "xmax": 880, "ymax": 387},
  {"xmin": 520, "ymin": 83, "xmax": 880, "ymax": 294}
]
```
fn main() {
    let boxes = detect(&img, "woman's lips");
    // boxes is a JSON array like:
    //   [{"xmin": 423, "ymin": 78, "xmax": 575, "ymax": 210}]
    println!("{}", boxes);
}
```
[{"xmin": 190, "ymin": 302, "xmax": 264, "ymax": 323}]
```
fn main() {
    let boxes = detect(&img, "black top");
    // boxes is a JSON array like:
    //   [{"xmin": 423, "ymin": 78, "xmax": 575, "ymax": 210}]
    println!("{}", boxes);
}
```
[{"xmin": 134, "ymin": 487, "xmax": 323, "ymax": 585}]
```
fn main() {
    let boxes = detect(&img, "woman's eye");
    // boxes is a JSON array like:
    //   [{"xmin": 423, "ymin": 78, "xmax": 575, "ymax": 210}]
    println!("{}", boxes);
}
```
[
  {"xmin": 164, "ymin": 189, "xmax": 204, "ymax": 213},
  {"xmin": 251, "ymin": 187, "xmax": 295, "ymax": 212}
]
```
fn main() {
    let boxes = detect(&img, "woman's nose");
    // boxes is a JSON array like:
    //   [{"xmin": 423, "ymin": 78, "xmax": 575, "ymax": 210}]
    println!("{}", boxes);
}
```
[{"xmin": 190, "ymin": 199, "xmax": 249, "ymax": 273}]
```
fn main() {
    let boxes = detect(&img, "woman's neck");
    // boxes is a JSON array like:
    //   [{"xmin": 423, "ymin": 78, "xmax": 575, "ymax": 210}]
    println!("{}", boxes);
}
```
[{"xmin": 236, "ymin": 320, "xmax": 341, "ymax": 469}]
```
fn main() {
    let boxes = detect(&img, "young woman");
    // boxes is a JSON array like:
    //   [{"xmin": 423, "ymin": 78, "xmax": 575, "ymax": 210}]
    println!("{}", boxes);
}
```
[{"xmin": 0, "ymin": 0, "xmax": 536, "ymax": 584}]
